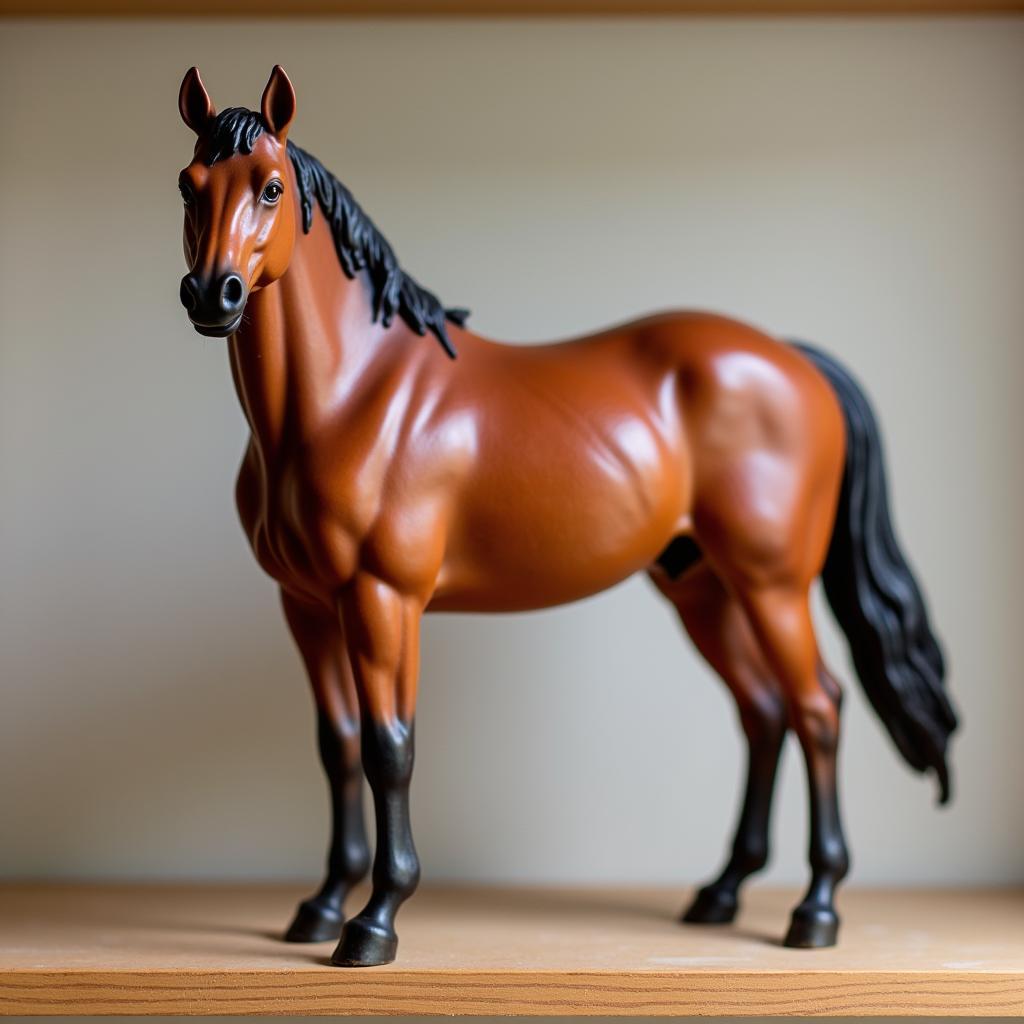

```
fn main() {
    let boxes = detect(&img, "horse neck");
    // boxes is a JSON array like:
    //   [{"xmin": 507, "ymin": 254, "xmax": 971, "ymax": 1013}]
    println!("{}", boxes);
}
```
[{"xmin": 227, "ymin": 210, "xmax": 385, "ymax": 466}]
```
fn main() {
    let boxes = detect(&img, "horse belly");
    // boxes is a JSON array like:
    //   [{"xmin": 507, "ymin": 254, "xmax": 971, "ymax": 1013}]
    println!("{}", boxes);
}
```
[{"xmin": 430, "ymin": 418, "xmax": 689, "ymax": 612}]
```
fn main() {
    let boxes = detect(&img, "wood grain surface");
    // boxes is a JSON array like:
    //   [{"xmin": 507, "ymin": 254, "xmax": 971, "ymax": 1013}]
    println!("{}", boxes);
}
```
[{"xmin": 1, "ymin": 884, "xmax": 1022, "ymax": 1015}]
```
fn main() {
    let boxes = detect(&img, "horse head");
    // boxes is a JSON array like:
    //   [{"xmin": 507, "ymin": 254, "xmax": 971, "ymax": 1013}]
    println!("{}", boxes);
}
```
[{"xmin": 177, "ymin": 66, "xmax": 298, "ymax": 337}]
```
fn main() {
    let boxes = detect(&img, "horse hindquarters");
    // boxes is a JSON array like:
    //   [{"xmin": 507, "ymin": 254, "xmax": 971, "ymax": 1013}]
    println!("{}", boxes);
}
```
[
  {"xmin": 654, "ymin": 559, "xmax": 849, "ymax": 945},
  {"xmin": 656, "ymin": 342, "xmax": 851, "ymax": 946}
]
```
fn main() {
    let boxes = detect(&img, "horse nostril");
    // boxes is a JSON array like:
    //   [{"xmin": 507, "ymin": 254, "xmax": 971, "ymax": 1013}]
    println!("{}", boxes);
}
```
[
  {"xmin": 179, "ymin": 274, "xmax": 200, "ymax": 313},
  {"xmin": 219, "ymin": 274, "xmax": 245, "ymax": 314}
]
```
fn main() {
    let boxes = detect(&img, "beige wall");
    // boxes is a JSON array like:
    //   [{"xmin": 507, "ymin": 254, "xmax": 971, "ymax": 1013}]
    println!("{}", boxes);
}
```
[{"xmin": 1, "ymin": 17, "xmax": 1021, "ymax": 888}]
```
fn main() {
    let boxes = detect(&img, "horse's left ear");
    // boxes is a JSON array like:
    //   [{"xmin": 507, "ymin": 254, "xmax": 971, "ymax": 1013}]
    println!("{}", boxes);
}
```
[{"xmin": 261, "ymin": 65, "xmax": 296, "ymax": 140}]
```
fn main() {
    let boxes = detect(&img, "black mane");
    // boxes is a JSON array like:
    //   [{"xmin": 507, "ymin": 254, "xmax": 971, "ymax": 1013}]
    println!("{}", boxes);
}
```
[{"xmin": 201, "ymin": 107, "xmax": 467, "ymax": 358}]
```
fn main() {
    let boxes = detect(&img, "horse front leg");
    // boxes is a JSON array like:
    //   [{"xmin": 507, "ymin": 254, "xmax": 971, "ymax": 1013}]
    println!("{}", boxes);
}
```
[
  {"xmin": 331, "ymin": 573, "xmax": 423, "ymax": 968},
  {"xmin": 281, "ymin": 590, "xmax": 370, "ymax": 943}
]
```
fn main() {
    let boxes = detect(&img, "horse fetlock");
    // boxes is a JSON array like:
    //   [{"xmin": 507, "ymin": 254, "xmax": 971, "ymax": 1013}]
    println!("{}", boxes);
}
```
[
  {"xmin": 330, "ymin": 843, "xmax": 371, "ymax": 885},
  {"xmin": 375, "ymin": 848, "xmax": 420, "ymax": 900},
  {"xmin": 810, "ymin": 840, "xmax": 850, "ymax": 882},
  {"xmin": 730, "ymin": 841, "xmax": 770, "ymax": 877}
]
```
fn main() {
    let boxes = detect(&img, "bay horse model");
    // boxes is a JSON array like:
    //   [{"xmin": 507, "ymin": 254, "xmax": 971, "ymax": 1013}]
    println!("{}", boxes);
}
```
[{"xmin": 177, "ymin": 66, "xmax": 957, "ymax": 967}]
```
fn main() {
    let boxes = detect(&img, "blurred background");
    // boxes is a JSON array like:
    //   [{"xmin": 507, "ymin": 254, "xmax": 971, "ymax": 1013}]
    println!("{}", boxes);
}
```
[{"xmin": 1, "ymin": 15, "xmax": 1022, "ymax": 892}]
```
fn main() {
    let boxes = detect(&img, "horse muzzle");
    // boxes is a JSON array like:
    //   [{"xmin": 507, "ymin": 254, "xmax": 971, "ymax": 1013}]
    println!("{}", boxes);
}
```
[{"xmin": 180, "ymin": 271, "xmax": 247, "ymax": 337}]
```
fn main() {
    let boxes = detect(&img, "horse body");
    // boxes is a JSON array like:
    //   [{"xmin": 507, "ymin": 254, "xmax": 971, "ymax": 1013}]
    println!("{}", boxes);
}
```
[
  {"xmin": 232, "ymin": 208, "xmax": 844, "ymax": 614},
  {"xmin": 178, "ymin": 66, "xmax": 955, "ymax": 968}
]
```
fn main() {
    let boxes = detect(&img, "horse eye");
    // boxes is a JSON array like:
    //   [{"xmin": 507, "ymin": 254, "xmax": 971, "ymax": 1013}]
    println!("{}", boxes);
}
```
[
  {"xmin": 261, "ymin": 181, "xmax": 283, "ymax": 204},
  {"xmin": 179, "ymin": 181, "xmax": 195, "ymax": 206}
]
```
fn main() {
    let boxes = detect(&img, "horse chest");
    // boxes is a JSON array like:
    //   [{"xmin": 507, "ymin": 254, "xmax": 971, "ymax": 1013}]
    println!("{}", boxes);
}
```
[{"xmin": 236, "ymin": 452, "xmax": 360, "ymax": 598}]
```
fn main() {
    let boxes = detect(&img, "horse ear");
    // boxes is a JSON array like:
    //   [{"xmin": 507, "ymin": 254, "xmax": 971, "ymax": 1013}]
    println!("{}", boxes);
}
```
[
  {"xmin": 179, "ymin": 67, "xmax": 215, "ymax": 135},
  {"xmin": 261, "ymin": 65, "xmax": 296, "ymax": 140}
]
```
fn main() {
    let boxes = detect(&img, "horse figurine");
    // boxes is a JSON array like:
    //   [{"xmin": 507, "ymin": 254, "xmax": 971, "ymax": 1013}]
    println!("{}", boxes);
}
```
[{"xmin": 176, "ymin": 65, "xmax": 957, "ymax": 968}]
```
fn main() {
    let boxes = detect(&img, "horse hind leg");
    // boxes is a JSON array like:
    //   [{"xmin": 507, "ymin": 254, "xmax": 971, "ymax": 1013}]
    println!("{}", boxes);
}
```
[
  {"xmin": 650, "ymin": 559, "xmax": 788, "ymax": 925},
  {"xmin": 731, "ymin": 581, "xmax": 850, "ymax": 947}
]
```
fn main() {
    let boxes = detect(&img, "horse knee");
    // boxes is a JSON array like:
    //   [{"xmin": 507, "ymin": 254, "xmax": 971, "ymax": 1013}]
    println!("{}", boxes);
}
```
[
  {"xmin": 318, "ymin": 712, "xmax": 362, "ymax": 776},
  {"xmin": 741, "ymin": 689, "xmax": 788, "ymax": 745},
  {"xmin": 361, "ymin": 720, "xmax": 414, "ymax": 788}
]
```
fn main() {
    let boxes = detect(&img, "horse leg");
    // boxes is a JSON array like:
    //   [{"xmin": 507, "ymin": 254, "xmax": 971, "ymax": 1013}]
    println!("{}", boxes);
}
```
[
  {"xmin": 733, "ymin": 583, "xmax": 850, "ymax": 947},
  {"xmin": 331, "ymin": 573, "xmax": 422, "ymax": 968},
  {"xmin": 281, "ymin": 591, "xmax": 370, "ymax": 943},
  {"xmin": 651, "ymin": 563, "xmax": 787, "ymax": 924}
]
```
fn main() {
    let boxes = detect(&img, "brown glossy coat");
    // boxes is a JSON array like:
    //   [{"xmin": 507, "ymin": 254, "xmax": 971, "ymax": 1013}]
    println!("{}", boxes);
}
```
[{"xmin": 178, "ymin": 67, "xmax": 880, "ymax": 966}]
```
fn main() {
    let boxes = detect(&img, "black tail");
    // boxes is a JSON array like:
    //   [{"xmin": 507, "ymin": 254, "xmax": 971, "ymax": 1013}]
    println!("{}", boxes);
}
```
[{"xmin": 793, "ymin": 341, "xmax": 958, "ymax": 804}]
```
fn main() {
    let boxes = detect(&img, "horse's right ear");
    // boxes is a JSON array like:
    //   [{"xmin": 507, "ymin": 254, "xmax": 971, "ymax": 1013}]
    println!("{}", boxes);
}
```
[{"xmin": 179, "ymin": 67, "xmax": 216, "ymax": 136}]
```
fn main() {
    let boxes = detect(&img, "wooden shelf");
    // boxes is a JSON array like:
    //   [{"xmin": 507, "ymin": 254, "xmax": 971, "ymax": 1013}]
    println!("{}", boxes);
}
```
[{"xmin": 1, "ymin": 883, "xmax": 1021, "ymax": 1015}]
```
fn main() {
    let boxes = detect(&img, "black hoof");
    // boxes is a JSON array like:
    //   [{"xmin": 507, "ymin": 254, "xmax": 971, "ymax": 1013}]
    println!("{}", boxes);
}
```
[
  {"xmin": 284, "ymin": 899, "xmax": 344, "ymax": 943},
  {"xmin": 681, "ymin": 887, "xmax": 738, "ymax": 925},
  {"xmin": 783, "ymin": 906, "xmax": 839, "ymax": 948},
  {"xmin": 331, "ymin": 916, "xmax": 398, "ymax": 967}
]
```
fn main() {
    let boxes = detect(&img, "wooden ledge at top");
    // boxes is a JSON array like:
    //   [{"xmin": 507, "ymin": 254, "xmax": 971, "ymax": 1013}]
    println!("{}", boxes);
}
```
[
  {"xmin": 1, "ymin": 883, "xmax": 1022, "ymax": 1016},
  {"xmin": 2, "ymin": 0, "xmax": 1024, "ymax": 16}
]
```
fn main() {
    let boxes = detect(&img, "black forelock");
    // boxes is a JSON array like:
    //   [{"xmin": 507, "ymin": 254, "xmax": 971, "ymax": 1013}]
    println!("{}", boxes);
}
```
[
  {"xmin": 194, "ymin": 107, "xmax": 466, "ymax": 357},
  {"xmin": 202, "ymin": 107, "xmax": 267, "ymax": 166}
]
